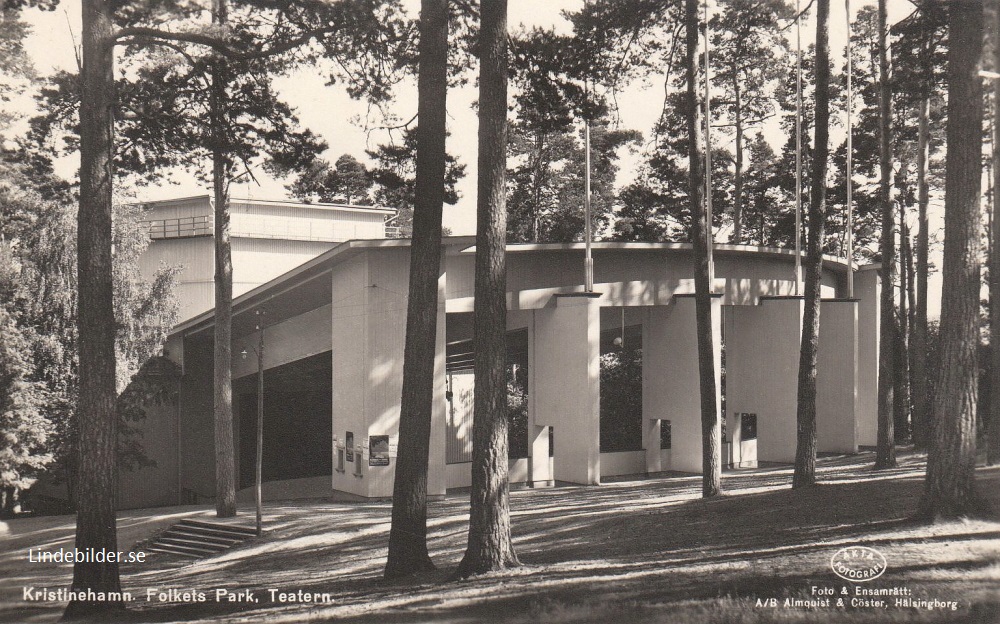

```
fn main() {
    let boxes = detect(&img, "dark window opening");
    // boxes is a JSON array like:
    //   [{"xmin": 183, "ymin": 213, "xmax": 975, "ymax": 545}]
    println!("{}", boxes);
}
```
[
  {"xmin": 507, "ymin": 361, "xmax": 529, "ymax": 459},
  {"xmin": 600, "ymin": 342, "xmax": 643, "ymax": 453},
  {"xmin": 660, "ymin": 420, "xmax": 671, "ymax": 450},
  {"xmin": 741, "ymin": 413, "xmax": 758, "ymax": 441}
]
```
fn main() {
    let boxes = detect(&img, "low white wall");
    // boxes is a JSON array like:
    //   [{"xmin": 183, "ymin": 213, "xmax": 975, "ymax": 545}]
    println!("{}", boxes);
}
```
[
  {"xmin": 600, "ymin": 451, "xmax": 645, "ymax": 476},
  {"xmin": 446, "ymin": 452, "xmax": 678, "ymax": 487},
  {"xmin": 446, "ymin": 457, "xmax": 548, "ymax": 489}
]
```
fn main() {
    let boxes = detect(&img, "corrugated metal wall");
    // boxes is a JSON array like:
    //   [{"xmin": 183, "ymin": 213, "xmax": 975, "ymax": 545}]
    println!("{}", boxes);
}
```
[
  {"xmin": 446, "ymin": 371, "xmax": 474, "ymax": 464},
  {"xmin": 232, "ymin": 238, "xmax": 337, "ymax": 297},
  {"xmin": 139, "ymin": 198, "xmax": 391, "ymax": 323},
  {"xmin": 231, "ymin": 203, "xmax": 386, "ymax": 242},
  {"xmin": 142, "ymin": 197, "xmax": 211, "ymax": 221},
  {"xmin": 139, "ymin": 237, "xmax": 215, "ymax": 321}
]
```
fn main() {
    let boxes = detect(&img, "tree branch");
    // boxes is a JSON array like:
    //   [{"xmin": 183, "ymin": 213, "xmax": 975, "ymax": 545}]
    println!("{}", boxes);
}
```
[
  {"xmin": 780, "ymin": 0, "xmax": 816, "ymax": 32},
  {"xmin": 117, "ymin": 37, "xmax": 198, "ymax": 65},
  {"xmin": 110, "ymin": 25, "xmax": 338, "ymax": 61}
]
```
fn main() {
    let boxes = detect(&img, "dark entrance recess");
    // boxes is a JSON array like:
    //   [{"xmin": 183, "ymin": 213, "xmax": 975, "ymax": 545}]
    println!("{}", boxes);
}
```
[
  {"xmin": 445, "ymin": 327, "xmax": 530, "ymax": 459},
  {"xmin": 236, "ymin": 350, "xmax": 332, "ymax": 489},
  {"xmin": 599, "ymin": 323, "xmax": 643, "ymax": 453}
]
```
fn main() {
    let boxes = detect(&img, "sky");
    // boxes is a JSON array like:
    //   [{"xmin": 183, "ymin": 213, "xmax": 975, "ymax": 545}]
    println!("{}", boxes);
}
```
[{"xmin": 16, "ymin": 0, "xmax": 939, "ymax": 313}]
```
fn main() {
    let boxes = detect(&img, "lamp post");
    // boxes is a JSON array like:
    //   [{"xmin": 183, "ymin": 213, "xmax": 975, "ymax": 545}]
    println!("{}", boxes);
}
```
[{"xmin": 240, "ymin": 308, "xmax": 265, "ymax": 536}]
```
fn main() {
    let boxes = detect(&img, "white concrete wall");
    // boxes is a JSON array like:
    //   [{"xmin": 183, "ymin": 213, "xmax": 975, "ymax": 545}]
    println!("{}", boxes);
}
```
[
  {"xmin": 817, "ymin": 300, "xmax": 859, "ymax": 453},
  {"xmin": 231, "ymin": 304, "xmax": 333, "ymax": 380},
  {"xmin": 523, "ymin": 310, "xmax": 553, "ymax": 486},
  {"xmin": 725, "ymin": 298, "xmax": 803, "ymax": 463},
  {"xmin": 118, "ymin": 396, "xmax": 180, "ymax": 509},
  {"xmin": 601, "ymin": 451, "xmax": 643, "ymax": 477},
  {"xmin": 331, "ymin": 253, "xmax": 369, "ymax": 497},
  {"xmin": 532, "ymin": 294, "xmax": 601, "ymax": 484},
  {"xmin": 446, "ymin": 458, "xmax": 541, "ymax": 489},
  {"xmin": 642, "ymin": 296, "xmax": 722, "ymax": 473},
  {"xmin": 856, "ymin": 268, "xmax": 880, "ymax": 446},
  {"xmin": 444, "ymin": 249, "xmax": 841, "ymax": 313},
  {"xmin": 330, "ymin": 249, "xmax": 447, "ymax": 498}
]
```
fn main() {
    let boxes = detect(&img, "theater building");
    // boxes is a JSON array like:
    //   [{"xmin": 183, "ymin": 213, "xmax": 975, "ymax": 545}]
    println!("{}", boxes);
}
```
[{"xmin": 118, "ymin": 230, "xmax": 881, "ymax": 509}]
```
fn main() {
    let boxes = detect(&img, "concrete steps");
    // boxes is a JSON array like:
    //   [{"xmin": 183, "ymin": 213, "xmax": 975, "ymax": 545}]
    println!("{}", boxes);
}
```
[{"xmin": 147, "ymin": 519, "xmax": 257, "ymax": 558}]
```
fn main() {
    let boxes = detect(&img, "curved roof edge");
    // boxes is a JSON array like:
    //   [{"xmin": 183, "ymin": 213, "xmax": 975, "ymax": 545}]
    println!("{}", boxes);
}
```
[{"xmin": 169, "ymin": 236, "xmax": 851, "ymax": 337}]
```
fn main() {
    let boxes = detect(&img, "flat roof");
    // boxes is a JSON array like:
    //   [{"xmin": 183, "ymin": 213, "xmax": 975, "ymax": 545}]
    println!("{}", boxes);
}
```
[{"xmin": 137, "ymin": 194, "xmax": 396, "ymax": 215}]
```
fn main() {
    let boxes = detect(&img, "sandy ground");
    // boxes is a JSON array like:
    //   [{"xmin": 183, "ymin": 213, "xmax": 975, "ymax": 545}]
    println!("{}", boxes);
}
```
[{"xmin": 1, "ymin": 450, "xmax": 998, "ymax": 623}]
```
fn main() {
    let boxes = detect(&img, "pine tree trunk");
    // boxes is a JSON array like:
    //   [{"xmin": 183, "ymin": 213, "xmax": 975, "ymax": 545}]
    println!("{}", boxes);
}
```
[
  {"xmin": 990, "ymin": 12, "xmax": 1000, "ymax": 466},
  {"xmin": 895, "ymin": 208, "xmax": 911, "ymax": 443},
  {"xmin": 211, "ymin": 0, "xmax": 237, "ymax": 519},
  {"xmin": 456, "ymin": 0, "xmax": 519, "ymax": 577},
  {"xmin": 875, "ymin": 0, "xmax": 897, "ymax": 470},
  {"xmin": 792, "ymin": 0, "xmax": 830, "ymax": 489},
  {"xmin": 893, "ymin": 313, "xmax": 910, "ymax": 442},
  {"xmin": 905, "ymin": 219, "xmax": 918, "ymax": 443},
  {"xmin": 530, "ymin": 133, "xmax": 544, "ymax": 243},
  {"xmin": 912, "ymin": 94, "xmax": 930, "ymax": 451},
  {"xmin": 385, "ymin": 0, "xmax": 448, "ymax": 579},
  {"xmin": 918, "ymin": 0, "xmax": 986, "ymax": 520},
  {"xmin": 686, "ymin": 0, "xmax": 721, "ymax": 498},
  {"xmin": 65, "ymin": 0, "xmax": 123, "ymax": 617},
  {"xmin": 732, "ymin": 85, "xmax": 744, "ymax": 245}
]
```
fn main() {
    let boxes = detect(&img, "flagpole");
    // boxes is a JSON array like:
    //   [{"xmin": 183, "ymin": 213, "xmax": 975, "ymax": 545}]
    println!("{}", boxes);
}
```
[
  {"xmin": 584, "ymin": 119, "xmax": 594, "ymax": 292},
  {"xmin": 795, "ymin": 0, "xmax": 803, "ymax": 295},
  {"xmin": 704, "ymin": 0, "xmax": 715, "ymax": 286},
  {"xmin": 845, "ymin": 0, "xmax": 854, "ymax": 297}
]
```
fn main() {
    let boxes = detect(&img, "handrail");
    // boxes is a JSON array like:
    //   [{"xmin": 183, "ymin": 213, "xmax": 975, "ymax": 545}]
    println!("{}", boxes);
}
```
[{"xmin": 146, "ymin": 215, "xmax": 212, "ymax": 239}]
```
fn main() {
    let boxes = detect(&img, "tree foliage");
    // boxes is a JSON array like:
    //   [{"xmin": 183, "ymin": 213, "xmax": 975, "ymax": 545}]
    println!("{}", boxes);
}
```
[
  {"xmin": 367, "ymin": 129, "xmax": 465, "ymax": 237},
  {"xmin": 290, "ymin": 154, "xmax": 374, "ymax": 205},
  {"xmin": 0, "ymin": 166, "xmax": 179, "ymax": 508}
]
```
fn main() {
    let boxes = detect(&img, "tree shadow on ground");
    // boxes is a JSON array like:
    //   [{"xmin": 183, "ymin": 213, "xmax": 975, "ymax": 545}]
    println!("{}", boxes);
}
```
[{"xmin": 6, "ymin": 450, "xmax": 999, "ymax": 624}]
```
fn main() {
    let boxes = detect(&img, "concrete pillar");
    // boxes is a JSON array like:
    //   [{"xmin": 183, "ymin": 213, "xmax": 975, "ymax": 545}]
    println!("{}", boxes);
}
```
[
  {"xmin": 643, "ymin": 295, "xmax": 722, "ymax": 474},
  {"xmin": 529, "ymin": 425, "xmax": 552, "ymax": 485},
  {"xmin": 642, "ymin": 417, "xmax": 662, "ymax": 473},
  {"xmin": 525, "ymin": 317, "xmax": 553, "ymax": 486},
  {"xmin": 817, "ymin": 299, "xmax": 859, "ymax": 453},
  {"xmin": 725, "ymin": 297, "xmax": 803, "ymax": 464},
  {"xmin": 331, "ymin": 249, "xmax": 447, "ymax": 498},
  {"xmin": 532, "ymin": 293, "xmax": 601, "ymax": 485},
  {"xmin": 855, "ymin": 267, "xmax": 880, "ymax": 446}
]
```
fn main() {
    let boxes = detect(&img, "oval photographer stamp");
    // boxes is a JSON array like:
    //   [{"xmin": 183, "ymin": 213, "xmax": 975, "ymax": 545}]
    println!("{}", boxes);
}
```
[{"xmin": 830, "ymin": 546, "xmax": 888, "ymax": 583}]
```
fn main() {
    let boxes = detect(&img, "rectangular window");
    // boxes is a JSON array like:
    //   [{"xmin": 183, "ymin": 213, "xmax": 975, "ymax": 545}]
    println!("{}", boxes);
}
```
[
  {"xmin": 353, "ymin": 446, "xmax": 363, "ymax": 477},
  {"xmin": 660, "ymin": 420, "xmax": 671, "ymax": 450}
]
